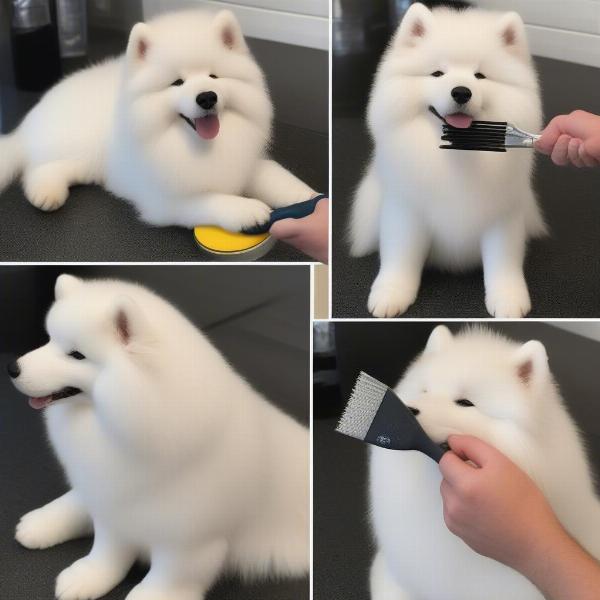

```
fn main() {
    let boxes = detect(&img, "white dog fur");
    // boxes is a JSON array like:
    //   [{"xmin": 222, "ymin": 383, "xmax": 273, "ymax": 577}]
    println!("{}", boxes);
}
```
[
  {"xmin": 369, "ymin": 325, "xmax": 600, "ymax": 600},
  {"xmin": 10, "ymin": 274, "xmax": 308, "ymax": 600},
  {"xmin": 349, "ymin": 5, "xmax": 544, "ymax": 318},
  {"xmin": 0, "ymin": 10, "xmax": 315, "ymax": 230}
]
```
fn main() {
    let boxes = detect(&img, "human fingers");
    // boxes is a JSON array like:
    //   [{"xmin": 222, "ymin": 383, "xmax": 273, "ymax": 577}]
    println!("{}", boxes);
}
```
[
  {"xmin": 568, "ymin": 138, "xmax": 585, "ymax": 167},
  {"xmin": 550, "ymin": 134, "xmax": 571, "ymax": 166}
]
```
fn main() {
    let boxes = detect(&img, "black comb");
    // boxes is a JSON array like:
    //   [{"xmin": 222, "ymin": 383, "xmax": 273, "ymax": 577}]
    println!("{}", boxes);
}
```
[{"xmin": 441, "ymin": 120, "xmax": 539, "ymax": 152}]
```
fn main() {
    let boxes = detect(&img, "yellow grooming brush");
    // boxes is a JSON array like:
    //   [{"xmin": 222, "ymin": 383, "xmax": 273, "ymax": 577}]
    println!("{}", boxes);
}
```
[
  {"xmin": 193, "ymin": 226, "xmax": 276, "ymax": 261},
  {"xmin": 193, "ymin": 195, "xmax": 325, "ymax": 261}
]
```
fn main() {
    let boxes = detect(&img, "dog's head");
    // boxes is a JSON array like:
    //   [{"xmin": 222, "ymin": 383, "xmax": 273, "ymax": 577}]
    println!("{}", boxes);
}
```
[
  {"xmin": 395, "ymin": 326, "xmax": 551, "ymax": 450},
  {"xmin": 370, "ymin": 4, "xmax": 539, "ymax": 131},
  {"xmin": 8, "ymin": 275, "xmax": 150, "ymax": 410},
  {"xmin": 123, "ymin": 9, "xmax": 272, "ymax": 142}
]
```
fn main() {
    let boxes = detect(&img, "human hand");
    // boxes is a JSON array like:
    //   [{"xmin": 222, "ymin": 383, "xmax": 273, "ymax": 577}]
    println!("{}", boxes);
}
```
[
  {"xmin": 439, "ymin": 435, "xmax": 563, "ymax": 572},
  {"xmin": 535, "ymin": 110, "xmax": 600, "ymax": 167},
  {"xmin": 439, "ymin": 435, "xmax": 600, "ymax": 600},
  {"xmin": 269, "ymin": 198, "xmax": 329, "ymax": 263}
]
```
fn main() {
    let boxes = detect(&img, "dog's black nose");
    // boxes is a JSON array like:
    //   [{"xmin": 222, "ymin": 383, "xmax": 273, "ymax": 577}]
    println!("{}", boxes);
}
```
[
  {"xmin": 6, "ymin": 360, "xmax": 20, "ymax": 379},
  {"xmin": 451, "ymin": 86, "xmax": 472, "ymax": 105},
  {"xmin": 196, "ymin": 91, "xmax": 218, "ymax": 110},
  {"xmin": 408, "ymin": 407, "xmax": 420, "ymax": 416}
]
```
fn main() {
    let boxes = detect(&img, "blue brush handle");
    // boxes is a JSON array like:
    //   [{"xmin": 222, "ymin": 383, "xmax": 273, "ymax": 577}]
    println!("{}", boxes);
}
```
[{"xmin": 242, "ymin": 194, "xmax": 326, "ymax": 235}]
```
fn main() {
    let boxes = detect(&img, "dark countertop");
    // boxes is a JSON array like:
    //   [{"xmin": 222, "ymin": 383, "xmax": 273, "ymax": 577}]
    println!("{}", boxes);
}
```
[
  {"xmin": 314, "ymin": 322, "xmax": 600, "ymax": 599},
  {"xmin": 332, "ymin": 56, "xmax": 600, "ymax": 317},
  {"xmin": 0, "ymin": 265, "xmax": 310, "ymax": 600}
]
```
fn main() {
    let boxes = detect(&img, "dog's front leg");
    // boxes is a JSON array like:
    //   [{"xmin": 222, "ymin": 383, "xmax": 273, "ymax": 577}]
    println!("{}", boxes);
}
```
[
  {"xmin": 370, "ymin": 551, "xmax": 414, "ymax": 600},
  {"xmin": 246, "ymin": 159, "xmax": 317, "ymax": 208},
  {"xmin": 125, "ymin": 539, "xmax": 228, "ymax": 600},
  {"xmin": 15, "ymin": 489, "xmax": 92, "ymax": 550},
  {"xmin": 368, "ymin": 199, "xmax": 430, "ymax": 318},
  {"xmin": 55, "ymin": 524, "xmax": 136, "ymax": 600},
  {"xmin": 481, "ymin": 215, "xmax": 531, "ymax": 318},
  {"xmin": 144, "ymin": 193, "xmax": 272, "ymax": 231}
]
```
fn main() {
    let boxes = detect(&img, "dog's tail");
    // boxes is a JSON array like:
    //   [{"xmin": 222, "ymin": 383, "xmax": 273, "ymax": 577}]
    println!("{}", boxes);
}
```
[
  {"xmin": 0, "ymin": 132, "xmax": 24, "ymax": 193},
  {"xmin": 347, "ymin": 161, "xmax": 381, "ymax": 257}
]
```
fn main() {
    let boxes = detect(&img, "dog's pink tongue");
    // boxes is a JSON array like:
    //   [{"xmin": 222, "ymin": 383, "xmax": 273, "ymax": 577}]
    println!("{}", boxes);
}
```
[
  {"xmin": 445, "ymin": 113, "xmax": 473, "ymax": 129},
  {"xmin": 195, "ymin": 115, "xmax": 220, "ymax": 140},
  {"xmin": 28, "ymin": 397, "xmax": 52, "ymax": 410}
]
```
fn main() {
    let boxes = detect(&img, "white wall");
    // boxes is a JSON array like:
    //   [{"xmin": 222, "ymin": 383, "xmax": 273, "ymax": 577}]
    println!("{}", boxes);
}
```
[
  {"xmin": 550, "ymin": 322, "xmax": 600, "ymax": 343},
  {"xmin": 143, "ymin": 0, "xmax": 329, "ymax": 50},
  {"xmin": 477, "ymin": 0, "xmax": 600, "ymax": 67}
]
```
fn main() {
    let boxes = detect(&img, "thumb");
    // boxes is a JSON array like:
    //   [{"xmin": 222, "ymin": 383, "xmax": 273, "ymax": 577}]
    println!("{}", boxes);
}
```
[
  {"xmin": 269, "ymin": 217, "xmax": 303, "ymax": 240},
  {"xmin": 447, "ymin": 435, "xmax": 496, "ymax": 468}
]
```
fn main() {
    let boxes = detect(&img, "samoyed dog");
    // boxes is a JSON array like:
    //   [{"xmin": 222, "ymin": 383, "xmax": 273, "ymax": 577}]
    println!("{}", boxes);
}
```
[
  {"xmin": 369, "ymin": 326, "xmax": 600, "ymax": 600},
  {"xmin": 8, "ymin": 275, "xmax": 308, "ymax": 600},
  {"xmin": 349, "ymin": 4, "xmax": 544, "ymax": 318},
  {"xmin": 0, "ymin": 10, "xmax": 315, "ymax": 230}
]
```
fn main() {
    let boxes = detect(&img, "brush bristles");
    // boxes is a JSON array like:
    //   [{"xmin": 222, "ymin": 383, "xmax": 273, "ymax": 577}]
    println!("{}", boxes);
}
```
[
  {"xmin": 441, "ymin": 119, "xmax": 508, "ymax": 151},
  {"xmin": 336, "ymin": 371, "xmax": 388, "ymax": 440}
]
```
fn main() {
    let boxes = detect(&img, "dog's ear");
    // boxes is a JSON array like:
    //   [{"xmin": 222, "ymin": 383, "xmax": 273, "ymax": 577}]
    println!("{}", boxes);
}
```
[
  {"xmin": 424, "ymin": 325, "xmax": 453, "ymax": 354},
  {"xmin": 513, "ymin": 340, "xmax": 549, "ymax": 388},
  {"xmin": 55, "ymin": 274, "xmax": 82, "ymax": 300},
  {"xmin": 126, "ymin": 22, "xmax": 152, "ymax": 67},
  {"xmin": 113, "ymin": 296, "xmax": 150, "ymax": 347},
  {"xmin": 498, "ymin": 12, "xmax": 530, "ymax": 60},
  {"xmin": 395, "ymin": 3, "xmax": 433, "ymax": 48},
  {"xmin": 213, "ymin": 10, "xmax": 248, "ymax": 53}
]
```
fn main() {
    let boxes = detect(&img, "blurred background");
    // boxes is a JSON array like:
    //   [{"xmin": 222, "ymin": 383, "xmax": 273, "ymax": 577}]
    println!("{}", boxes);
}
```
[{"xmin": 313, "ymin": 320, "xmax": 600, "ymax": 599}]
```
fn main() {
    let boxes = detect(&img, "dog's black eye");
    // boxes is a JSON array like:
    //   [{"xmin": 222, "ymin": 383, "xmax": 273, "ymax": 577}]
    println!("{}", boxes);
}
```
[
  {"xmin": 69, "ymin": 351, "xmax": 86, "ymax": 360},
  {"xmin": 455, "ymin": 398, "xmax": 474, "ymax": 407},
  {"xmin": 474, "ymin": 72, "xmax": 486, "ymax": 79},
  {"xmin": 209, "ymin": 74, "xmax": 218, "ymax": 79},
  {"xmin": 171, "ymin": 78, "xmax": 184, "ymax": 87},
  {"xmin": 431, "ymin": 70, "xmax": 445, "ymax": 78}
]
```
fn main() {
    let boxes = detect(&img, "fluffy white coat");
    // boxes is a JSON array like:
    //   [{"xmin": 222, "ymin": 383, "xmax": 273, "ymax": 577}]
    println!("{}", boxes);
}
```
[
  {"xmin": 0, "ymin": 10, "xmax": 314, "ymax": 230},
  {"xmin": 11, "ymin": 275, "xmax": 308, "ymax": 600},
  {"xmin": 349, "ymin": 5, "xmax": 544, "ymax": 318},
  {"xmin": 369, "ymin": 326, "xmax": 600, "ymax": 600}
]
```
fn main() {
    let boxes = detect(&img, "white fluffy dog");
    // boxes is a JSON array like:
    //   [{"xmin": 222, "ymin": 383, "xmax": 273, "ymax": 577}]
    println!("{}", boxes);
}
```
[
  {"xmin": 0, "ymin": 10, "xmax": 315, "ymax": 230},
  {"xmin": 9, "ymin": 274, "xmax": 308, "ymax": 600},
  {"xmin": 349, "ymin": 4, "xmax": 544, "ymax": 317},
  {"xmin": 369, "ymin": 326, "xmax": 600, "ymax": 599}
]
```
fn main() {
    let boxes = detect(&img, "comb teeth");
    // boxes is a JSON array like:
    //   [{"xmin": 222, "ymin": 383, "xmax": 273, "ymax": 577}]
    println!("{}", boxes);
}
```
[
  {"xmin": 440, "ymin": 145, "xmax": 507, "ymax": 152},
  {"xmin": 336, "ymin": 372, "xmax": 388, "ymax": 440},
  {"xmin": 441, "ymin": 120, "xmax": 509, "ymax": 152}
]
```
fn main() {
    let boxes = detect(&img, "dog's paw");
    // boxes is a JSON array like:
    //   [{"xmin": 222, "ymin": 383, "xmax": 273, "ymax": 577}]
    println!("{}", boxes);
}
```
[
  {"xmin": 126, "ymin": 584, "xmax": 199, "ymax": 600},
  {"xmin": 217, "ymin": 199, "xmax": 271, "ymax": 232},
  {"xmin": 368, "ymin": 275, "xmax": 419, "ymax": 318},
  {"xmin": 485, "ymin": 276, "xmax": 531, "ymax": 318},
  {"xmin": 55, "ymin": 558, "xmax": 121, "ymax": 600},
  {"xmin": 24, "ymin": 179, "xmax": 68, "ymax": 212},
  {"xmin": 16, "ymin": 508, "xmax": 63, "ymax": 549}
]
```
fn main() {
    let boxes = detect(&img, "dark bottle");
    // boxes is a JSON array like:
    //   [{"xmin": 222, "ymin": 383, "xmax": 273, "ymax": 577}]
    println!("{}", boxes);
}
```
[{"xmin": 11, "ymin": 0, "xmax": 62, "ymax": 92}]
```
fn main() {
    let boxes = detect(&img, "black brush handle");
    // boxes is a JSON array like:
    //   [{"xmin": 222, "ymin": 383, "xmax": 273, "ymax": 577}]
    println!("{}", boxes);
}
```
[
  {"xmin": 364, "ymin": 389, "xmax": 448, "ymax": 463},
  {"xmin": 242, "ymin": 194, "xmax": 326, "ymax": 235},
  {"xmin": 417, "ymin": 436, "xmax": 447, "ymax": 463}
]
